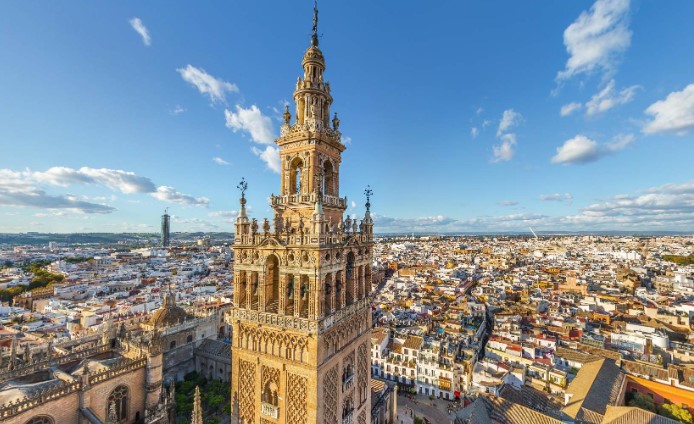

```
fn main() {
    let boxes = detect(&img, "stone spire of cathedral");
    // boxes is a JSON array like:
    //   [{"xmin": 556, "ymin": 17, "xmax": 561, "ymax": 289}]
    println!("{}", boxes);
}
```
[{"xmin": 191, "ymin": 386, "xmax": 203, "ymax": 424}]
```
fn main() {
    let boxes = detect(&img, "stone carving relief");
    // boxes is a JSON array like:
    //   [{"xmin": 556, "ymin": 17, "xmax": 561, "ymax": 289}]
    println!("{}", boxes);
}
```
[
  {"xmin": 239, "ymin": 360, "xmax": 256, "ymax": 423},
  {"xmin": 324, "ymin": 365, "xmax": 339, "ymax": 424},
  {"xmin": 287, "ymin": 373, "xmax": 308, "ymax": 424}
]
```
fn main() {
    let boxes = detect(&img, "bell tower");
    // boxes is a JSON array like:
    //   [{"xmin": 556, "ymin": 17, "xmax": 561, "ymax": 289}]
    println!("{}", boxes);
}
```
[{"xmin": 227, "ymin": 3, "xmax": 374, "ymax": 424}]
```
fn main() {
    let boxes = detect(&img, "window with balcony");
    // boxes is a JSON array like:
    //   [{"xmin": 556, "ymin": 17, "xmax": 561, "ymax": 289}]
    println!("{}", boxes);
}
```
[
  {"xmin": 261, "ymin": 381, "xmax": 279, "ymax": 419},
  {"xmin": 343, "ymin": 363, "xmax": 355, "ymax": 391},
  {"xmin": 342, "ymin": 398, "xmax": 354, "ymax": 424}
]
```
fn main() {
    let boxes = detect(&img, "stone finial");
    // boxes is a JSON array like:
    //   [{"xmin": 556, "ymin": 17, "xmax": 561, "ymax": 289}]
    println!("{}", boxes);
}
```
[
  {"xmin": 283, "ymin": 104, "xmax": 291, "ymax": 125},
  {"xmin": 191, "ymin": 386, "xmax": 203, "ymax": 424},
  {"xmin": 332, "ymin": 112, "xmax": 340, "ymax": 130}
]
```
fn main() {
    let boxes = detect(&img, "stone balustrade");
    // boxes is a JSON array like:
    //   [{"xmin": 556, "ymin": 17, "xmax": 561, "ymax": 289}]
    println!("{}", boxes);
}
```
[
  {"xmin": 0, "ymin": 381, "xmax": 81, "ymax": 419},
  {"xmin": 261, "ymin": 402, "xmax": 279, "ymax": 419},
  {"xmin": 234, "ymin": 228, "xmax": 373, "ymax": 248},
  {"xmin": 0, "ymin": 344, "xmax": 111, "ymax": 382},
  {"xmin": 227, "ymin": 296, "xmax": 372, "ymax": 334}
]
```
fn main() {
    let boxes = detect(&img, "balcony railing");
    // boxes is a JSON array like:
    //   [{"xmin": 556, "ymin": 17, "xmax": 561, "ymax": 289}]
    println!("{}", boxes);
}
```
[
  {"xmin": 261, "ymin": 402, "xmax": 279, "ymax": 419},
  {"xmin": 343, "ymin": 374, "xmax": 354, "ymax": 392}
]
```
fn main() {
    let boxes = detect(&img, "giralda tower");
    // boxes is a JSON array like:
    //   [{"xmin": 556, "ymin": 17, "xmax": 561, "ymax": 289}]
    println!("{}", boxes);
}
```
[{"xmin": 227, "ymin": 4, "xmax": 374, "ymax": 424}]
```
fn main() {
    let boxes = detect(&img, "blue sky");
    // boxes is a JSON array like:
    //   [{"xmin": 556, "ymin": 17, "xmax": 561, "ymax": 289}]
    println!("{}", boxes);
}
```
[{"xmin": 1, "ymin": 0, "xmax": 694, "ymax": 233}]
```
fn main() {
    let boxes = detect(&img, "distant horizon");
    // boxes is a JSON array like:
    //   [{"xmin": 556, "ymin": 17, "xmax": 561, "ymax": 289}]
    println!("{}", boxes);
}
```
[{"xmin": 2, "ymin": 230, "xmax": 693, "ymax": 237}]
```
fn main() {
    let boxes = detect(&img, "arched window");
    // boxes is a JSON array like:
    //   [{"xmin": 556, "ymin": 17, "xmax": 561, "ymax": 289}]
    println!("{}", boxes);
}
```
[
  {"xmin": 289, "ymin": 158, "xmax": 304, "ymax": 195},
  {"xmin": 107, "ymin": 385, "xmax": 128, "ymax": 423},
  {"xmin": 187, "ymin": 335, "xmax": 193, "ymax": 344},
  {"xmin": 24, "ymin": 417, "xmax": 54, "ymax": 424},
  {"xmin": 262, "ymin": 381, "xmax": 279, "ymax": 406},
  {"xmin": 323, "ymin": 160, "xmax": 334, "ymax": 196},
  {"xmin": 170, "ymin": 340, "xmax": 176, "ymax": 350},
  {"xmin": 264, "ymin": 255, "xmax": 280, "ymax": 313},
  {"xmin": 324, "ymin": 273, "xmax": 332, "ymax": 315},
  {"xmin": 345, "ymin": 252, "xmax": 355, "ymax": 305}
]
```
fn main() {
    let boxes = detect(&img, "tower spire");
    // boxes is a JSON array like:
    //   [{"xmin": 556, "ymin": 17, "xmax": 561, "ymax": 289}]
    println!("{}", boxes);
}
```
[{"xmin": 311, "ymin": 0, "xmax": 319, "ymax": 47}]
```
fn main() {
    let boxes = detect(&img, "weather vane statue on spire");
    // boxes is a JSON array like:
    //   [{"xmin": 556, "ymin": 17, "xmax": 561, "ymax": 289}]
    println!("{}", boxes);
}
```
[
  {"xmin": 237, "ymin": 177, "xmax": 248, "ymax": 199},
  {"xmin": 364, "ymin": 185, "xmax": 373, "ymax": 211},
  {"xmin": 311, "ymin": 0, "xmax": 319, "ymax": 47}
]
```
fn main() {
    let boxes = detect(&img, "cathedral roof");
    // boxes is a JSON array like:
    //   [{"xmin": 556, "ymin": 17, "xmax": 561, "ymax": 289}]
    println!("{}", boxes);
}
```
[{"xmin": 149, "ymin": 291, "xmax": 188, "ymax": 327}]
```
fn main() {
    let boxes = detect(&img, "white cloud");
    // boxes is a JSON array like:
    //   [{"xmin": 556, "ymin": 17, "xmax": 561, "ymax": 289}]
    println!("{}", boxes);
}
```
[
  {"xmin": 492, "ymin": 109, "xmax": 522, "ymax": 163},
  {"xmin": 492, "ymin": 109, "xmax": 523, "ymax": 163},
  {"xmin": 551, "ymin": 135, "xmax": 601, "ymax": 164},
  {"xmin": 31, "ymin": 167, "xmax": 156, "ymax": 193},
  {"xmin": 540, "ymin": 193, "xmax": 574, "ymax": 204},
  {"xmin": 470, "ymin": 127, "xmax": 479, "ymax": 138},
  {"xmin": 342, "ymin": 136, "xmax": 352, "ymax": 145},
  {"xmin": 492, "ymin": 134, "xmax": 516, "ymax": 163},
  {"xmin": 560, "ymin": 102, "xmax": 582, "ymax": 116},
  {"xmin": 177, "ymin": 65, "xmax": 238, "ymax": 104},
  {"xmin": 251, "ymin": 146, "xmax": 281, "ymax": 174},
  {"xmin": 643, "ymin": 83, "xmax": 694, "ymax": 135},
  {"xmin": 563, "ymin": 180, "xmax": 694, "ymax": 229},
  {"xmin": 129, "ymin": 17, "xmax": 151, "ymax": 46},
  {"xmin": 585, "ymin": 79, "xmax": 639, "ymax": 115},
  {"xmin": 171, "ymin": 216, "xmax": 219, "ymax": 230},
  {"xmin": 0, "ymin": 166, "xmax": 209, "ymax": 212},
  {"xmin": 557, "ymin": 0, "xmax": 631, "ymax": 81},
  {"xmin": 351, "ymin": 201, "xmax": 357, "ymax": 209},
  {"xmin": 208, "ymin": 211, "xmax": 239, "ymax": 218},
  {"xmin": 606, "ymin": 133, "xmax": 635, "ymax": 151},
  {"xmin": 0, "ymin": 190, "xmax": 114, "ymax": 214},
  {"xmin": 372, "ymin": 214, "xmax": 459, "ymax": 231},
  {"xmin": 152, "ymin": 186, "xmax": 209, "ymax": 207},
  {"xmin": 551, "ymin": 133, "xmax": 633, "ymax": 165},
  {"xmin": 212, "ymin": 157, "xmax": 229, "ymax": 166},
  {"xmin": 171, "ymin": 105, "xmax": 186, "ymax": 115},
  {"xmin": 498, "ymin": 200, "xmax": 518, "ymax": 207},
  {"xmin": 497, "ymin": 109, "xmax": 522, "ymax": 137},
  {"xmin": 225, "ymin": 105, "xmax": 276, "ymax": 145}
]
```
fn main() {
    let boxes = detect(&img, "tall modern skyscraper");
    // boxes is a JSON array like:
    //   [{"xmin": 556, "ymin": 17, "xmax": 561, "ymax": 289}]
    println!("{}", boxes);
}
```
[
  {"xmin": 227, "ymin": 4, "xmax": 374, "ymax": 424},
  {"xmin": 161, "ymin": 209, "xmax": 170, "ymax": 247}
]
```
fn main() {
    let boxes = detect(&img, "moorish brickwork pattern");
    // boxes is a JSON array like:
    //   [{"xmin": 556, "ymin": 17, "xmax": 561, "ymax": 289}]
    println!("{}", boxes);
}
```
[
  {"xmin": 287, "ymin": 373, "xmax": 308, "ymax": 424},
  {"xmin": 357, "ymin": 341, "xmax": 369, "ymax": 406},
  {"xmin": 324, "ymin": 365, "xmax": 339, "ymax": 424},
  {"xmin": 239, "ymin": 360, "xmax": 256, "ymax": 423}
]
